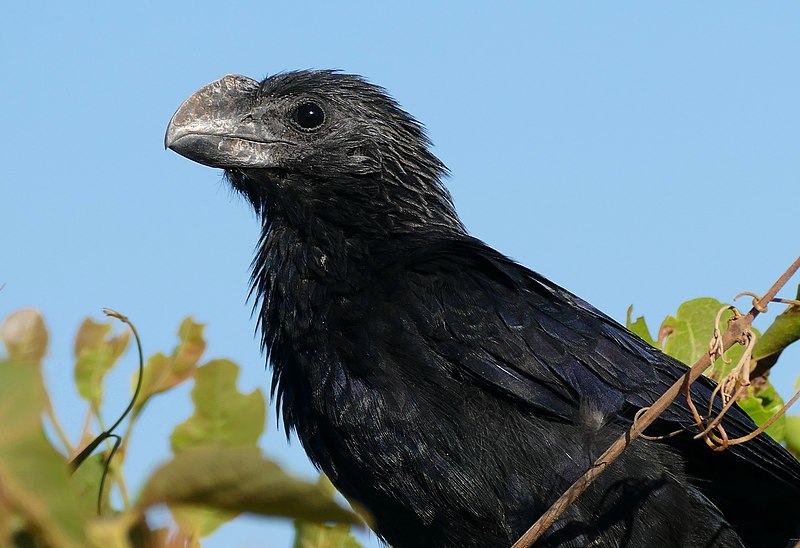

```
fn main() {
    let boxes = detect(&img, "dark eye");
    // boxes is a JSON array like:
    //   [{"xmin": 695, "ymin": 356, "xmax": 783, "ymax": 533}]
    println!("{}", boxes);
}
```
[{"xmin": 293, "ymin": 102, "xmax": 325, "ymax": 130}]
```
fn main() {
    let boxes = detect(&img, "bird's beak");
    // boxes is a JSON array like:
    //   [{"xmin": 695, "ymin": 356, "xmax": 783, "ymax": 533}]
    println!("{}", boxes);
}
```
[{"xmin": 165, "ymin": 74, "xmax": 289, "ymax": 169}]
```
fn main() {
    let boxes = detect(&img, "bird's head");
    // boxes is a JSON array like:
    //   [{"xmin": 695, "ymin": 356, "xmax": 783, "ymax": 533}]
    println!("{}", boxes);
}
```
[{"xmin": 166, "ymin": 70, "xmax": 462, "ymax": 234}]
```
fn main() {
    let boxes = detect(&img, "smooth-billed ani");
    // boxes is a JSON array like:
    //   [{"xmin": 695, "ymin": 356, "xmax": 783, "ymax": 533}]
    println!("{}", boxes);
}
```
[{"xmin": 165, "ymin": 71, "xmax": 800, "ymax": 548}]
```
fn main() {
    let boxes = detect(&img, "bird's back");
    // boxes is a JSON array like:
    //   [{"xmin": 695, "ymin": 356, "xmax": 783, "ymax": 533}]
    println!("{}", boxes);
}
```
[{"xmin": 273, "ymin": 234, "xmax": 799, "ymax": 547}]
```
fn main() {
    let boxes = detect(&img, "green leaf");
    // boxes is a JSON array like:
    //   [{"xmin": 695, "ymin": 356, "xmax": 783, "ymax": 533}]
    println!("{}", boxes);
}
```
[
  {"xmin": 170, "ymin": 505, "xmax": 237, "ymax": 539},
  {"xmin": 174, "ymin": 317, "xmax": 206, "ymax": 373},
  {"xmin": 133, "ymin": 317, "xmax": 206, "ymax": 416},
  {"xmin": 0, "ymin": 360, "xmax": 46, "ymax": 452},
  {"xmin": 784, "ymin": 415, "xmax": 800, "ymax": 457},
  {"xmin": 625, "ymin": 305, "xmax": 658, "ymax": 347},
  {"xmin": 86, "ymin": 512, "xmax": 142, "ymax": 548},
  {"xmin": 659, "ymin": 297, "xmax": 758, "ymax": 380},
  {"xmin": 736, "ymin": 382, "xmax": 786, "ymax": 442},
  {"xmin": 293, "ymin": 476, "xmax": 363, "ymax": 548},
  {"xmin": 0, "ymin": 308, "xmax": 48, "ymax": 363},
  {"xmin": 170, "ymin": 359, "xmax": 266, "ymax": 452},
  {"xmin": 293, "ymin": 522, "xmax": 363, "ymax": 548},
  {"xmin": 0, "ymin": 359, "xmax": 90, "ymax": 548},
  {"xmin": 132, "ymin": 352, "xmax": 171, "ymax": 413},
  {"xmin": 137, "ymin": 446, "xmax": 362, "ymax": 525},
  {"xmin": 70, "ymin": 453, "xmax": 111, "ymax": 515},
  {"xmin": 167, "ymin": 358, "xmax": 265, "ymax": 536},
  {"xmin": 660, "ymin": 298, "xmax": 727, "ymax": 366},
  {"xmin": 751, "ymin": 284, "xmax": 800, "ymax": 371},
  {"xmin": 74, "ymin": 318, "xmax": 130, "ymax": 407}
]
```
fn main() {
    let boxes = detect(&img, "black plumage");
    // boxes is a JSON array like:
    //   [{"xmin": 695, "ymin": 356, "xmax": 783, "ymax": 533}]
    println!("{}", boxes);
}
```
[{"xmin": 166, "ymin": 71, "xmax": 800, "ymax": 547}]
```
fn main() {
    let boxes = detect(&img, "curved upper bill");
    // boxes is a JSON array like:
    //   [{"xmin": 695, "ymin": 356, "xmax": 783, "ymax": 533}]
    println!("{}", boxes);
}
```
[{"xmin": 165, "ymin": 74, "xmax": 284, "ymax": 169}]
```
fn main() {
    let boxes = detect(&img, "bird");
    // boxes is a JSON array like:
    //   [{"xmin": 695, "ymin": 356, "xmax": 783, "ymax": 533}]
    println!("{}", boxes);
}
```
[{"xmin": 165, "ymin": 70, "xmax": 800, "ymax": 548}]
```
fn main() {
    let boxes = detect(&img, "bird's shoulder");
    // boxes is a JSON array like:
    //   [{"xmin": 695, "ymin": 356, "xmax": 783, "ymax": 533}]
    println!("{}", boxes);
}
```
[{"xmin": 360, "ymin": 235, "xmax": 664, "ymax": 419}]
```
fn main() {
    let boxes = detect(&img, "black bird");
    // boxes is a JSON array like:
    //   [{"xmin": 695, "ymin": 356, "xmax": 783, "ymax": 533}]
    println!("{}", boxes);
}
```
[{"xmin": 165, "ymin": 71, "xmax": 800, "ymax": 548}]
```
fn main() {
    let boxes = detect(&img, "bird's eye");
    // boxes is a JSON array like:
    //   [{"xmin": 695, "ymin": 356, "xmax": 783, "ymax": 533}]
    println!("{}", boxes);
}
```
[{"xmin": 293, "ymin": 102, "xmax": 325, "ymax": 130}]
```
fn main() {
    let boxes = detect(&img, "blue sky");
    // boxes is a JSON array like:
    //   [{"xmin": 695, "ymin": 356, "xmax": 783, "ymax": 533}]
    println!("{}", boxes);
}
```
[{"xmin": 2, "ymin": 3, "xmax": 799, "ymax": 546}]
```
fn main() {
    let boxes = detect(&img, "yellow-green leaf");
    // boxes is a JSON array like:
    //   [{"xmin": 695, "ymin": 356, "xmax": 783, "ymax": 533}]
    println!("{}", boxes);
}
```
[
  {"xmin": 70, "ymin": 453, "xmax": 111, "ymax": 514},
  {"xmin": 293, "ymin": 476, "xmax": 363, "ymax": 548},
  {"xmin": 132, "ymin": 318, "xmax": 206, "ymax": 416},
  {"xmin": 138, "ymin": 447, "xmax": 362, "ymax": 525},
  {"xmin": 85, "ymin": 512, "xmax": 142, "ymax": 548},
  {"xmin": 74, "ymin": 319, "xmax": 112, "ymax": 359},
  {"xmin": 785, "ymin": 415, "xmax": 800, "ymax": 457},
  {"xmin": 164, "ymin": 359, "xmax": 266, "ymax": 536},
  {"xmin": 74, "ymin": 318, "xmax": 130, "ymax": 406},
  {"xmin": 659, "ymin": 297, "xmax": 758, "ymax": 380},
  {"xmin": 660, "ymin": 298, "xmax": 726, "ymax": 365},
  {"xmin": 174, "ymin": 317, "xmax": 206, "ymax": 374},
  {"xmin": 751, "ymin": 285, "xmax": 800, "ymax": 371},
  {"xmin": 170, "ymin": 505, "xmax": 237, "ymax": 539},
  {"xmin": 1, "ymin": 308, "xmax": 48, "ymax": 363},
  {"xmin": 132, "ymin": 352, "xmax": 172, "ymax": 414},
  {"xmin": 294, "ymin": 522, "xmax": 363, "ymax": 548},
  {"xmin": 625, "ymin": 305, "xmax": 658, "ymax": 347},
  {"xmin": 0, "ymin": 359, "xmax": 90, "ymax": 548},
  {"xmin": 736, "ymin": 382, "xmax": 786, "ymax": 443},
  {"xmin": 170, "ymin": 359, "xmax": 265, "ymax": 452}
]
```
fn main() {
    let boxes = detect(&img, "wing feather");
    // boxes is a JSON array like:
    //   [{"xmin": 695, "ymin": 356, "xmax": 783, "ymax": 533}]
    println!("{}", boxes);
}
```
[{"xmin": 398, "ymin": 235, "xmax": 800, "ymax": 490}]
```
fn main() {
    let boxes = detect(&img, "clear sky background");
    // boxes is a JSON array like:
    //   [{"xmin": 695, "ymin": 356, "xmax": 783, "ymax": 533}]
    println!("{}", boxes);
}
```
[{"xmin": 2, "ymin": 3, "xmax": 799, "ymax": 547}]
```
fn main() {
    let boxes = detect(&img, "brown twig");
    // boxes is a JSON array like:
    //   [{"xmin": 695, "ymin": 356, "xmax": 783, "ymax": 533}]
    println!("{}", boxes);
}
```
[{"xmin": 511, "ymin": 255, "xmax": 800, "ymax": 548}]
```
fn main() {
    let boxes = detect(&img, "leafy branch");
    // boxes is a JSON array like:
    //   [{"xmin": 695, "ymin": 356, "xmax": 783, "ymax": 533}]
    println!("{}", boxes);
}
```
[
  {"xmin": 0, "ymin": 311, "xmax": 362, "ymax": 547},
  {"xmin": 69, "ymin": 309, "xmax": 143, "ymax": 515}
]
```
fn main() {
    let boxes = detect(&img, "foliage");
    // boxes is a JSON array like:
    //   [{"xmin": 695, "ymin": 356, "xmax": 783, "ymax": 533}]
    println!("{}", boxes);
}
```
[
  {"xmin": 0, "ymin": 310, "xmax": 362, "ymax": 547},
  {"xmin": 627, "ymin": 288, "xmax": 800, "ymax": 446}
]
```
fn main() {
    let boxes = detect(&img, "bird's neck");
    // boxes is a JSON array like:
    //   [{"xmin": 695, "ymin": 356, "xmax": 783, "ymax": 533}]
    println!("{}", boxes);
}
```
[
  {"xmin": 250, "ymin": 200, "xmax": 464, "ymax": 427},
  {"xmin": 242, "ymin": 166, "xmax": 466, "ymax": 431},
  {"xmin": 249, "ymin": 207, "xmax": 379, "ymax": 358},
  {"xmin": 249, "ymin": 209, "xmax": 387, "ymax": 434}
]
